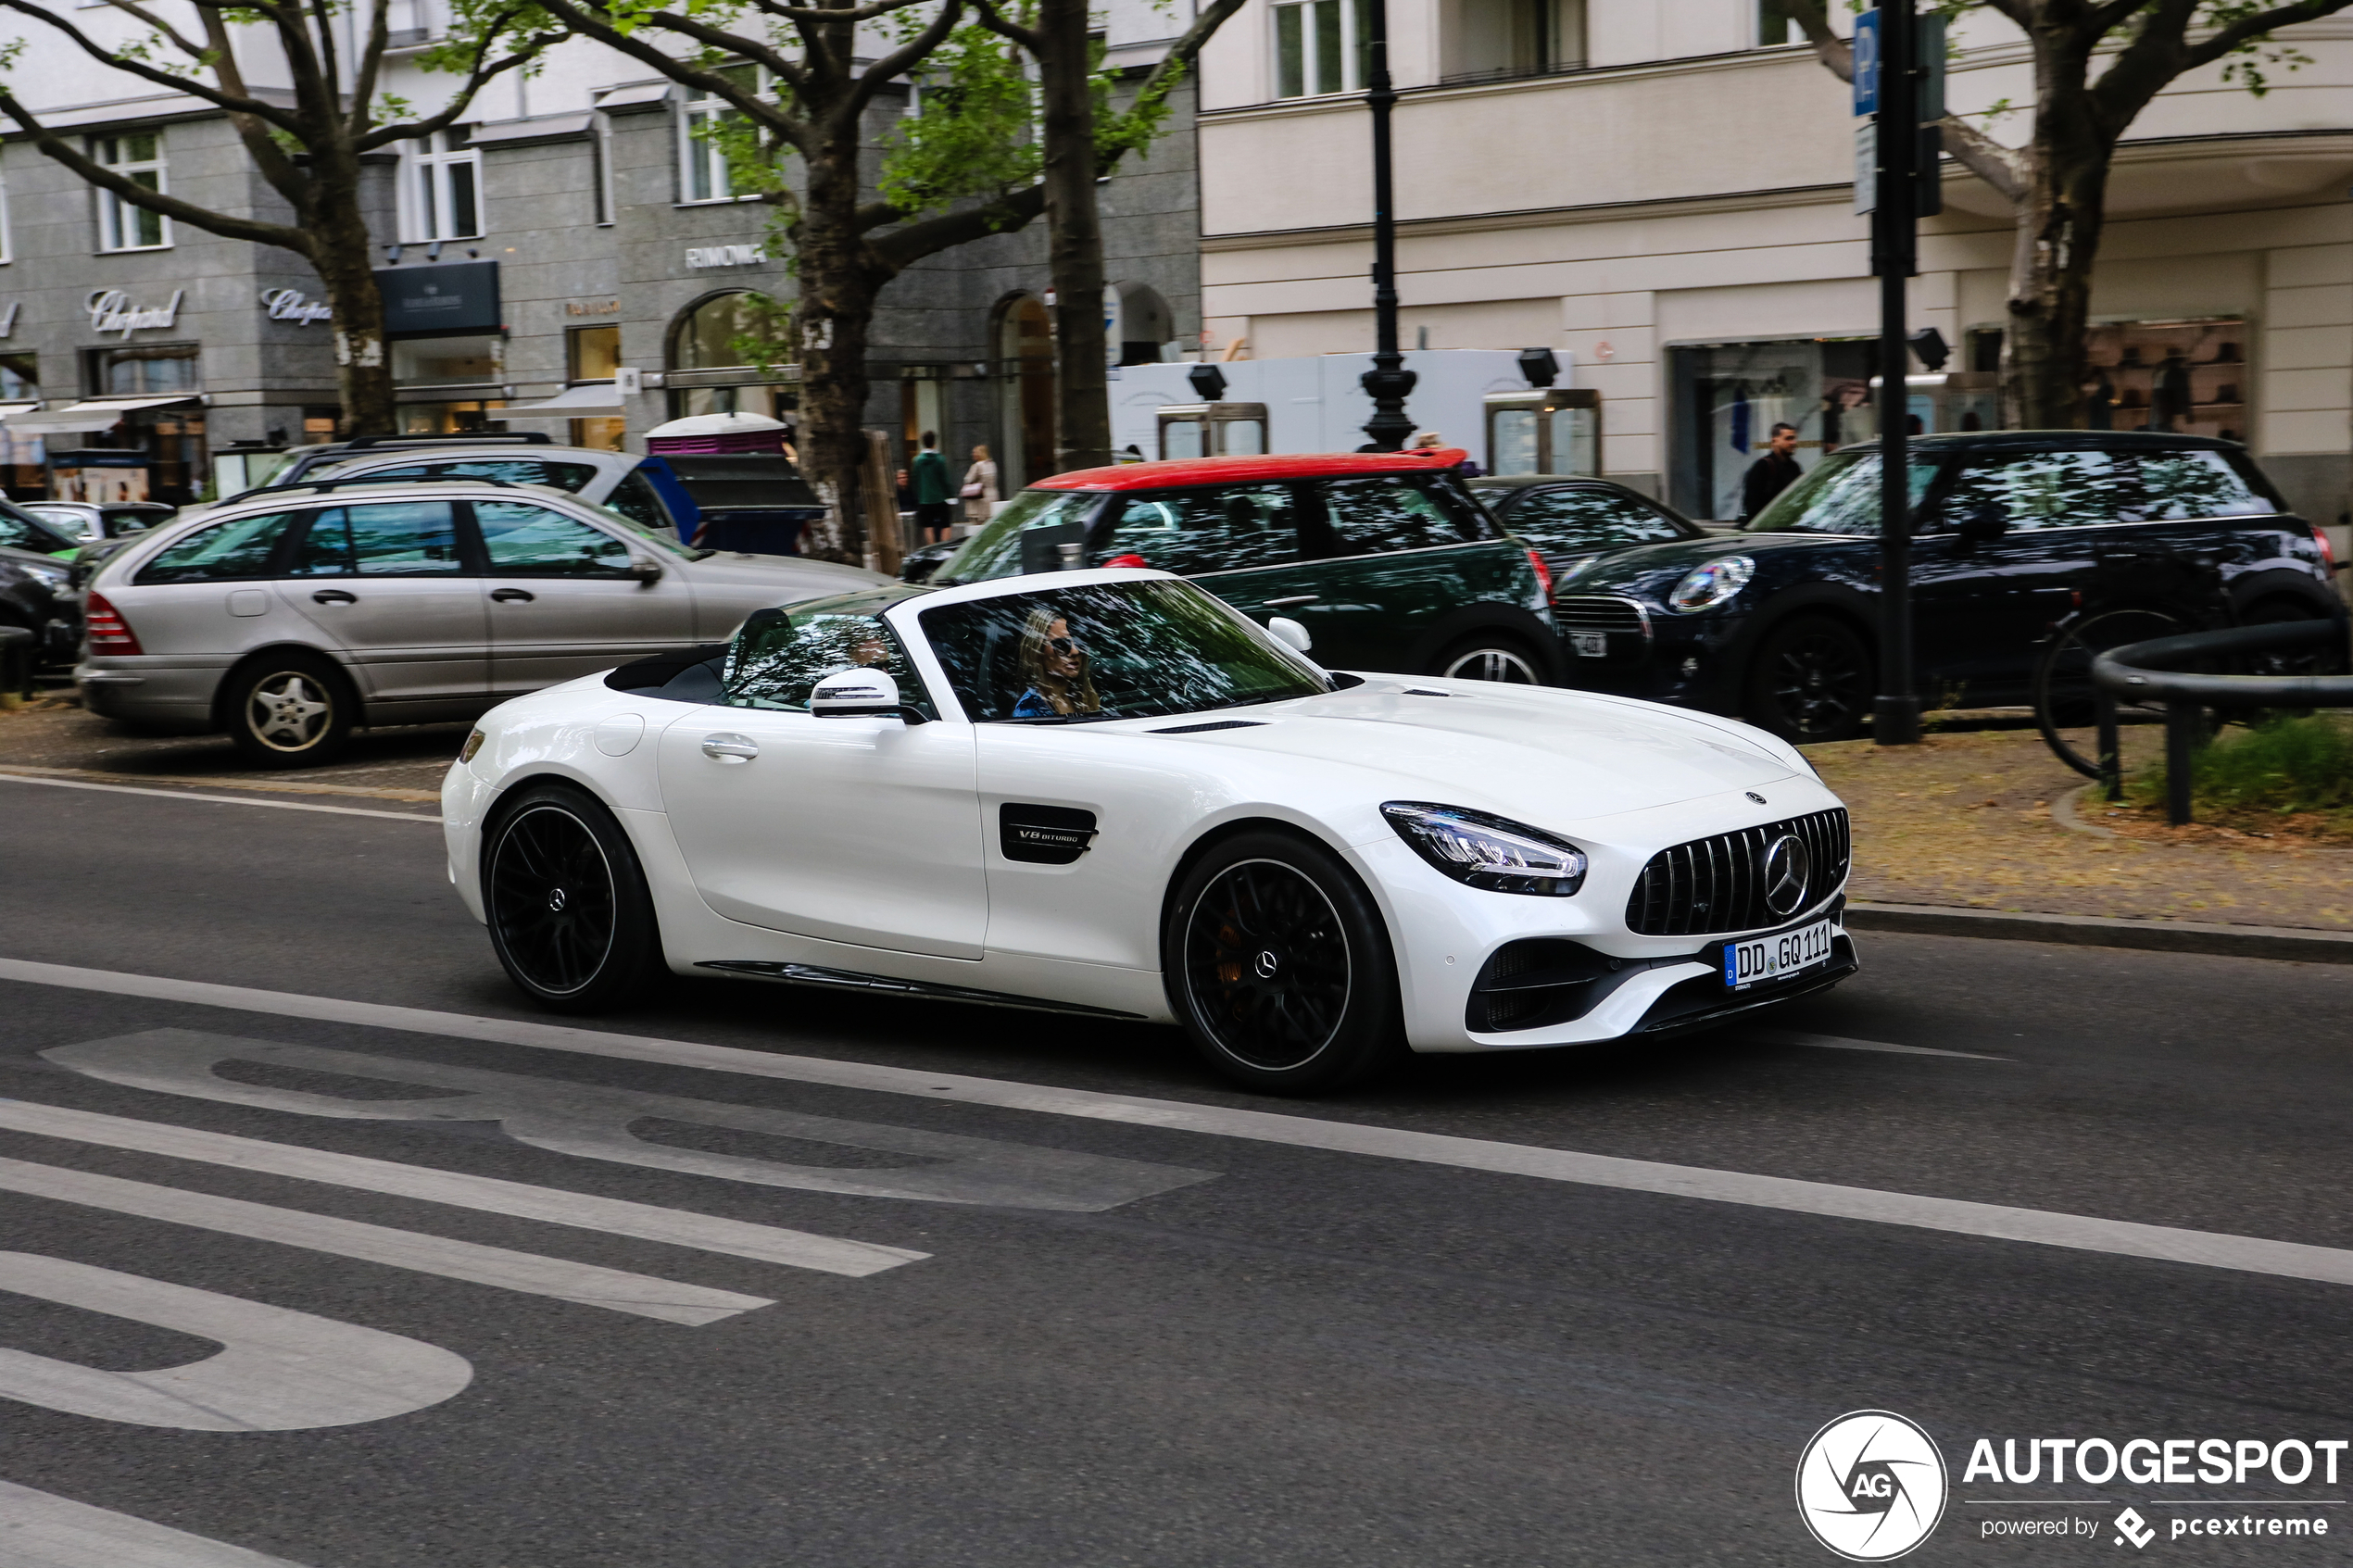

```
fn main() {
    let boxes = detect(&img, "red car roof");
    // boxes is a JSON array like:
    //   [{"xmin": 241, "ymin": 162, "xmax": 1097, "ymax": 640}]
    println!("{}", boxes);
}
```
[{"xmin": 1029, "ymin": 449, "xmax": 1471, "ymax": 492}]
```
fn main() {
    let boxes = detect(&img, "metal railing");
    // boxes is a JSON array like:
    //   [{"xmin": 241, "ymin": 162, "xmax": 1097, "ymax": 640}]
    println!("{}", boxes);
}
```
[{"xmin": 2089, "ymin": 621, "xmax": 2353, "ymax": 824}]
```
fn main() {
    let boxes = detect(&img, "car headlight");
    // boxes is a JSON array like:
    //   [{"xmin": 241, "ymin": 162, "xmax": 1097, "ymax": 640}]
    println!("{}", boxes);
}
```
[
  {"xmin": 1669, "ymin": 555, "xmax": 1754, "ymax": 611},
  {"xmin": 19, "ymin": 560, "xmax": 69, "ymax": 588},
  {"xmin": 1380, "ymin": 801, "xmax": 1587, "ymax": 897}
]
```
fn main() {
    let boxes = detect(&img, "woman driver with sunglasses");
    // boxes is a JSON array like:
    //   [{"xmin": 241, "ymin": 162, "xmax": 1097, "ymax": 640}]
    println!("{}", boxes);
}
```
[{"xmin": 1013, "ymin": 608, "xmax": 1102, "ymax": 719}]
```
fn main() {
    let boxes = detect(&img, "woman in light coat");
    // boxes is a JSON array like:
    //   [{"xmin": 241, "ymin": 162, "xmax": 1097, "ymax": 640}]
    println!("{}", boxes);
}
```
[{"xmin": 961, "ymin": 445, "xmax": 1000, "ymax": 526}]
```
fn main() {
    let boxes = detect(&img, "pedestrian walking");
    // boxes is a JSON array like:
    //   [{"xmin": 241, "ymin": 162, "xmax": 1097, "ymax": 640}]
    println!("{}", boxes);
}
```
[
  {"xmin": 1739, "ymin": 422, "xmax": 1803, "ymax": 522},
  {"xmin": 960, "ymin": 445, "xmax": 1000, "ymax": 527},
  {"xmin": 911, "ymin": 432, "xmax": 953, "ymax": 545}
]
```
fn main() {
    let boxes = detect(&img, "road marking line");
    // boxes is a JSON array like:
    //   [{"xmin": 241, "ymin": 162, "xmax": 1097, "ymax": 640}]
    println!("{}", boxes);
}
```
[
  {"xmin": 0, "ymin": 1097, "xmax": 925, "ymax": 1280},
  {"xmin": 0, "ymin": 1155, "xmax": 772, "ymax": 1325},
  {"xmin": 0, "ymin": 761, "xmax": 440, "ymax": 803},
  {"xmin": 1743, "ymin": 1027, "xmax": 2007, "ymax": 1060},
  {"xmin": 0, "ymin": 956, "xmax": 2343, "ymax": 1291},
  {"xmin": 0, "ymin": 773, "xmax": 439, "ymax": 822},
  {"xmin": 0, "ymin": 1478, "xmax": 315, "ymax": 1567}
]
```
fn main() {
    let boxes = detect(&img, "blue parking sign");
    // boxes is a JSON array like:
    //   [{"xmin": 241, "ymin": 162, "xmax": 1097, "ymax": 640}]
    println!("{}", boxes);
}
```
[{"xmin": 1852, "ymin": 10, "xmax": 1881, "ymax": 115}]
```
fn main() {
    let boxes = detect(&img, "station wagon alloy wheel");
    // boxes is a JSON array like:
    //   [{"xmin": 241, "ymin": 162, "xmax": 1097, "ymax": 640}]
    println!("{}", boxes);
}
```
[
  {"xmin": 223, "ymin": 651, "xmax": 355, "ymax": 767},
  {"xmin": 248, "ymin": 673, "xmax": 333, "ymax": 751}
]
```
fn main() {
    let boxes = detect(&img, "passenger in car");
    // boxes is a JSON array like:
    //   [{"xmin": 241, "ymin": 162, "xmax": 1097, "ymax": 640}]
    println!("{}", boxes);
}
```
[{"xmin": 1013, "ymin": 609, "xmax": 1101, "ymax": 719}]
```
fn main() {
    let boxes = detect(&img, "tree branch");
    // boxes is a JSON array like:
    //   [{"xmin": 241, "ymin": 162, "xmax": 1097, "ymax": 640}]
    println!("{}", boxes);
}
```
[
  {"xmin": 0, "ymin": 90, "xmax": 308, "ymax": 253},
  {"xmin": 969, "ymin": 0, "xmax": 1042, "ymax": 56},
  {"xmin": 0, "ymin": 0, "xmax": 299, "ymax": 127},
  {"xmin": 1936, "ymin": 112, "xmax": 2024, "ymax": 203},
  {"xmin": 2176, "ymin": 0, "xmax": 2353, "ymax": 72},
  {"xmin": 850, "ymin": 0, "xmax": 965, "ymax": 119},
  {"xmin": 868, "ymin": 182, "xmax": 1046, "ymax": 268},
  {"xmin": 352, "ymin": 29, "xmax": 570, "ymax": 149},
  {"xmin": 524, "ymin": 0, "xmax": 813, "ymax": 138},
  {"xmin": 1778, "ymin": 0, "xmax": 1852, "ymax": 82},
  {"xmin": 350, "ymin": 0, "xmax": 393, "ymax": 135},
  {"xmin": 1136, "ymin": 0, "xmax": 1247, "ymax": 97}
]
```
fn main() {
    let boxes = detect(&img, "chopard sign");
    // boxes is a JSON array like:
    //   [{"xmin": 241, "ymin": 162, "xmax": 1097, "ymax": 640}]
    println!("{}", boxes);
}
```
[
  {"xmin": 86, "ymin": 289, "xmax": 184, "ymax": 337},
  {"xmin": 259, "ymin": 287, "xmax": 333, "ymax": 326}
]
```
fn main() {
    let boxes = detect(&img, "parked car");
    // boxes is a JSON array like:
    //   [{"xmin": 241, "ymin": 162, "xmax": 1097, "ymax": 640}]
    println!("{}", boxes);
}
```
[
  {"xmin": 1466, "ymin": 475, "xmax": 1708, "ymax": 587},
  {"xmin": 1551, "ymin": 432, "xmax": 2345, "ymax": 742},
  {"xmin": 929, "ymin": 451, "xmax": 1562, "ymax": 684},
  {"xmin": 77, "ymin": 479, "xmax": 888, "ymax": 765},
  {"xmin": 0, "ymin": 502, "xmax": 84, "ymax": 663},
  {"xmin": 447, "ymin": 568, "xmax": 1852, "ymax": 1093},
  {"xmin": 19, "ymin": 500, "xmax": 177, "ymax": 545}
]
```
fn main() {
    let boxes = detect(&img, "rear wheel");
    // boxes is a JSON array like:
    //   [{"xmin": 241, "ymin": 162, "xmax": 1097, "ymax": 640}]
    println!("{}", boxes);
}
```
[
  {"xmin": 484, "ymin": 784, "xmax": 665, "ymax": 1013},
  {"xmin": 223, "ymin": 651, "xmax": 355, "ymax": 768},
  {"xmin": 1164, "ymin": 831, "xmax": 1404, "ymax": 1095},
  {"xmin": 1742, "ymin": 617, "xmax": 1872, "ymax": 743},
  {"xmin": 1434, "ymin": 633, "xmax": 1546, "ymax": 685}
]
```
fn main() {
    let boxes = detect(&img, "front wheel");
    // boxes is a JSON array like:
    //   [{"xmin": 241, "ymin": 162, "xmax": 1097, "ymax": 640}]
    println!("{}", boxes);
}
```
[
  {"xmin": 1164, "ymin": 831, "xmax": 1404, "ymax": 1095},
  {"xmin": 1742, "ymin": 617, "xmax": 1873, "ymax": 743},
  {"xmin": 484, "ymin": 784, "xmax": 665, "ymax": 1013}
]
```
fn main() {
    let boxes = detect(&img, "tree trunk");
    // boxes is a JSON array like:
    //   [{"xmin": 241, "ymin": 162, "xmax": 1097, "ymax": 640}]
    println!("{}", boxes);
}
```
[
  {"xmin": 1038, "ymin": 0, "xmax": 1112, "ymax": 475},
  {"xmin": 794, "ymin": 139, "xmax": 887, "ymax": 565},
  {"xmin": 2001, "ymin": 44, "xmax": 2112, "ymax": 431},
  {"xmin": 308, "ymin": 182, "xmax": 398, "ymax": 437}
]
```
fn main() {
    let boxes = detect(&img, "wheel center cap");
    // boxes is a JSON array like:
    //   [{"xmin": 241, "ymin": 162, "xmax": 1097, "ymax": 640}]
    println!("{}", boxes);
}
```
[
  {"xmin": 1253, "ymin": 949, "xmax": 1280, "ymax": 979},
  {"xmin": 547, "ymin": 887, "xmax": 569, "ymax": 912}
]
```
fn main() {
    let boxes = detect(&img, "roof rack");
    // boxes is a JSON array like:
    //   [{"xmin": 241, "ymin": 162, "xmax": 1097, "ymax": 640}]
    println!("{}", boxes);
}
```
[{"xmin": 341, "ymin": 433, "xmax": 554, "ymax": 451}]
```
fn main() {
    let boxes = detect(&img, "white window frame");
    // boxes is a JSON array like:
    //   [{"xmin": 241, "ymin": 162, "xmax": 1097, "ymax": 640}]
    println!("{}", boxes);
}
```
[
  {"xmin": 409, "ymin": 128, "xmax": 482, "ymax": 241},
  {"xmin": 680, "ymin": 66, "xmax": 766, "ymax": 203},
  {"xmin": 1271, "ymin": 0, "xmax": 1360, "ymax": 100},
  {"xmin": 94, "ymin": 132, "xmax": 170, "ymax": 252}
]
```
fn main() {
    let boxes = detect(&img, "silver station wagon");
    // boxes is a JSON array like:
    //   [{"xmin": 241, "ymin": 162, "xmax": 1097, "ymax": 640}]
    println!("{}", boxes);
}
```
[{"xmin": 77, "ymin": 479, "xmax": 884, "ymax": 765}]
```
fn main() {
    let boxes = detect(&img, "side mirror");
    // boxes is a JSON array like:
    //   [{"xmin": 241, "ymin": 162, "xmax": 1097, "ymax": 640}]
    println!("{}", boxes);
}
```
[
  {"xmin": 1953, "ymin": 504, "xmax": 2008, "ymax": 544},
  {"xmin": 1267, "ymin": 616, "xmax": 1314, "ymax": 654},
  {"xmin": 628, "ymin": 557, "xmax": 663, "ymax": 585},
  {"xmin": 809, "ymin": 667, "xmax": 925, "ymax": 723}
]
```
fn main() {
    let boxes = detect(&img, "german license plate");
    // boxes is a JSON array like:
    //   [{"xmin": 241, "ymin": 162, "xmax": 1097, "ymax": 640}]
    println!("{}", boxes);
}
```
[
  {"xmin": 1720, "ymin": 917, "xmax": 1840, "ymax": 991},
  {"xmin": 1570, "ymin": 632, "xmax": 1607, "ymax": 658}
]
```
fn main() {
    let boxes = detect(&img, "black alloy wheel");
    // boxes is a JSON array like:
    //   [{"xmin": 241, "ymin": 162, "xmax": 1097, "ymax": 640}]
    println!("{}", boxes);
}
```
[
  {"xmin": 223, "ymin": 650, "xmax": 355, "ymax": 767},
  {"xmin": 484, "ymin": 784, "xmax": 664, "ymax": 1012},
  {"xmin": 1744, "ymin": 617, "xmax": 1872, "ymax": 743},
  {"xmin": 1165, "ymin": 831, "xmax": 1404, "ymax": 1094},
  {"xmin": 1436, "ymin": 634, "xmax": 1546, "ymax": 684}
]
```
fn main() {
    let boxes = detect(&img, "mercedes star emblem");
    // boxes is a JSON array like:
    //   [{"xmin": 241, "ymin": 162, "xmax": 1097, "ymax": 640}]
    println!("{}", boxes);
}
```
[{"xmin": 1761, "ymin": 834, "xmax": 1811, "ymax": 917}]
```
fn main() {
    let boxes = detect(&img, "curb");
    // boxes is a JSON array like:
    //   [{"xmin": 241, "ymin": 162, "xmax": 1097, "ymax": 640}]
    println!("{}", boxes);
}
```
[{"xmin": 1845, "ymin": 901, "xmax": 2353, "ymax": 965}]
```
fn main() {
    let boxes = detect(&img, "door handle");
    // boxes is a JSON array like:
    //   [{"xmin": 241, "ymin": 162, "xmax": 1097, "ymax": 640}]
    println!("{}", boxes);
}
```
[
  {"xmin": 490, "ymin": 587, "xmax": 536, "ymax": 603},
  {"xmin": 700, "ymin": 733, "xmax": 759, "ymax": 762},
  {"xmin": 1262, "ymin": 595, "xmax": 1320, "ymax": 608},
  {"xmin": 310, "ymin": 589, "xmax": 357, "ymax": 605}
]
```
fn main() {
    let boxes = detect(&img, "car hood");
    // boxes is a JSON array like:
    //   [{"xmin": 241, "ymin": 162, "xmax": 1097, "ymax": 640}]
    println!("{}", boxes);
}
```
[
  {"xmin": 1140, "ymin": 677, "xmax": 1804, "ymax": 822},
  {"xmin": 1555, "ymin": 530, "xmax": 1822, "ymax": 601},
  {"xmin": 682, "ymin": 551, "xmax": 894, "ymax": 593}
]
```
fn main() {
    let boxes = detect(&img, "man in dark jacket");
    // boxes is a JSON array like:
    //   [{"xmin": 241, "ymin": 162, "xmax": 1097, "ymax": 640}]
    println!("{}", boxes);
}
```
[
  {"xmin": 1740, "ymin": 421, "xmax": 1803, "ymax": 521},
  {"xmin": 911, "ymin": 431, "xmax": 953, "ymax": 544}
]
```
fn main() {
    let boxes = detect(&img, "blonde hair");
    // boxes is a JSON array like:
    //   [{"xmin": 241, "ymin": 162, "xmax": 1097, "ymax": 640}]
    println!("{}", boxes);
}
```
[{"xmin": 1017, "ymin": 607, "xmax": 1101, "ymax": 716}]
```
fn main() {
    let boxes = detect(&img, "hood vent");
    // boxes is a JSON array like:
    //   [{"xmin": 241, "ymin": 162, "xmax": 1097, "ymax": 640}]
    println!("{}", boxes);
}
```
[{"xmin": 1151, "ymin": 720, "xmax": 1269, "ymax": 734}]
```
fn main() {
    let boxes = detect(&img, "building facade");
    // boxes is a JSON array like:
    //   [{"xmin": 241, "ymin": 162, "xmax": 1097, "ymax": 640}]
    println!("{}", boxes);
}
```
[
  {"xmin": 1190, "ymin": 0, "xmax": 2353, "ymax": 535},
  {"xmin": 0, "ymin": 5, "xmax": 1205, "ymax": 504}
]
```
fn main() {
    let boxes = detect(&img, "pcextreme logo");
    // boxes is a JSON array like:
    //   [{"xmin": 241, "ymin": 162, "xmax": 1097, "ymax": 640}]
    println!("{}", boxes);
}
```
[{"xmin": 1797, "ymin": 1411, "xmax": 1951, "ymax": 1562}]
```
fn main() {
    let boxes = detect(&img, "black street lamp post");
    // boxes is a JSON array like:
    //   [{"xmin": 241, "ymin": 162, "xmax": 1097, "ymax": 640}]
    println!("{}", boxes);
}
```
[
  {"xmin": 1358, "ymin": 0, "xmax": 1415, "ymax": 451},
  {"xmin": 1871, "ymin": 0, "xmax": 1922, "ymax": 746}
]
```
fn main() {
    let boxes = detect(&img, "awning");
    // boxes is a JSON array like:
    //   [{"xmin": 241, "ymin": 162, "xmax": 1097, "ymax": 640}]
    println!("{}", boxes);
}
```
[
  {"xmin": 501, "ymin": 383, "xmax": 626, "ymax": 415},
  {"xmin": 8, "ymin": 396, "xmax": 199, "ymax": 434},
  {"xmin": 0, "ymin": 404, "xmax": 39, "ymax": 424}
]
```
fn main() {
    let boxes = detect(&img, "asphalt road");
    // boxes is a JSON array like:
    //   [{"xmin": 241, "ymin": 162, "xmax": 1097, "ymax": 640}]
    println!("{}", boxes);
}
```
[{"xmin": 4, "ymin": 772, "xmax": 2353, "ymax": 1566}]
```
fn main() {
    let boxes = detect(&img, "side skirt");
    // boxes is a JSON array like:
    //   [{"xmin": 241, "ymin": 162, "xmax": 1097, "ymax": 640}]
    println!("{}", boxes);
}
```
[{"xmin": 697, "ymin": 960, "xmax": 1149, "ymax": 1021}]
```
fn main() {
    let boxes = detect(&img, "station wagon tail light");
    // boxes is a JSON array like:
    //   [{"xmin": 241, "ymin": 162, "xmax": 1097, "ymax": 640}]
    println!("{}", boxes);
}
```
[
  {"xmin": 1525, "ymin": 547, "xmax": 1554, "ymax": 601},
  {"xmin": 83, "ymin": 593, "xmax": 142, "ymax": 656},
  {"xmin": 1104, "ymin": 552, "xmax": 1148, "ymax": 570},
  {"xmin": 1669, "ymin": 556, "xmax": 1755, "ymax": 612},
  {"xmin": 1380, "ymin": 801, "xmax": 1587, "ymax": 897},
  {"xmin": 459, "ymin": 729, "xmax": 486, "ymax": 763}
]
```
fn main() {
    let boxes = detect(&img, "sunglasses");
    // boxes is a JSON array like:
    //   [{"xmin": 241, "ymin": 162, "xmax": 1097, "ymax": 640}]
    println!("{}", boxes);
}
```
[{"xmin": 1048, "ymin": 636, "xmax": 1083, "ymax": 655}]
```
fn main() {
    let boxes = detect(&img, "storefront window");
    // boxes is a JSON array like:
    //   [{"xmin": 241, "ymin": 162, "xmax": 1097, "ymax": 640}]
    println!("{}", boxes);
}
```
[
  {"xmin": 1667, "ymin": 338, "xmax": 1873, "ymax": 521},
  {"xmin": 97, "ymin": 344, "xmax": 199, "ymax": 396},
  {"xmin": 2081, "ymin": 317, "xmax": 2245, "ymax": 441},
  {"xmin": 672, "ymin": 293, "xmax": 774, "ymax": 370},
  {"xmin": 391, "ymin": 335, "xmax": 502, "ymax": 386}
]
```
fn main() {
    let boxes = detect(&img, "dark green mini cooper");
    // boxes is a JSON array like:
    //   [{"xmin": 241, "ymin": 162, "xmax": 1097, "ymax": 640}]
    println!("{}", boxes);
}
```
[{"xmin": 928, "ymin": 451, "xmax": 1561, "ymax": 684}]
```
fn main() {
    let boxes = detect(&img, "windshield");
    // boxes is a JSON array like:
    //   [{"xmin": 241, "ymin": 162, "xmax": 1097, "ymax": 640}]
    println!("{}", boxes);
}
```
[
  {"xmin": 1743, "ymin": 450, "xmax": 1938, "ymax": 535},
  {"xmin": 933, "ymin": 489, "xmax": 1102, "ymax": 583},
  {"xmin": 919, "ymin": 579, "xmax": 1329, "ymax": 722}
]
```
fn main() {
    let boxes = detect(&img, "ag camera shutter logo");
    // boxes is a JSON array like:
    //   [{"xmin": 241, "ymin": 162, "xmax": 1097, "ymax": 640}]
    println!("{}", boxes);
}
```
[{"xmin": 1796, "ymin": 1411, "xmax": 1948, "ymax": 1561}]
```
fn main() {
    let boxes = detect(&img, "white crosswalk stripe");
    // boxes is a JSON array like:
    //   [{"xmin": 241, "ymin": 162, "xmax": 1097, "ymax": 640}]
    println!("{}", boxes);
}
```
[
  {"xmin": 0, "ymin": 1479, "xmax": 315, "ymax": 1567},
  {"xmin": 0, "ymin": 1098, "xmax": 926, "ymax": 1278},
  {"xmin": 0, "ymin": 1156, "xmax": 774, "ymax": 1325}
]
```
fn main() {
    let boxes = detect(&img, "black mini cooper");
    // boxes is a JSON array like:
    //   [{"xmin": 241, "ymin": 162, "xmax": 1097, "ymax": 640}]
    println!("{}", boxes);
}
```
[{"xmin": 1553, "ymin": 432, "xmax": 2346, "ymax": 741}]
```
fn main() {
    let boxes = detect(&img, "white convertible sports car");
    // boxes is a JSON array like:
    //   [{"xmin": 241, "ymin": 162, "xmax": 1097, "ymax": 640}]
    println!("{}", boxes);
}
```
[{"xmin": 444, "ymin": 569, "xmax": 1856, "ymax": 1092}]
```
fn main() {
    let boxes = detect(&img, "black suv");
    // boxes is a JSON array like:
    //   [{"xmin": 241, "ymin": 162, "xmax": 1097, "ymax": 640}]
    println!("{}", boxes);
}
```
[{"xmin": 1554, "ymin": 432, "xmax": 2345, "ymax": 741}]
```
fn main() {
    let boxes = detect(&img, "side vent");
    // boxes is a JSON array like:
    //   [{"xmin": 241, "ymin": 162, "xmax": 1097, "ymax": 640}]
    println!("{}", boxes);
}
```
[{"xmin": 1000, "ymin": 804, "xmax": 1098, "ymax": 865}]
